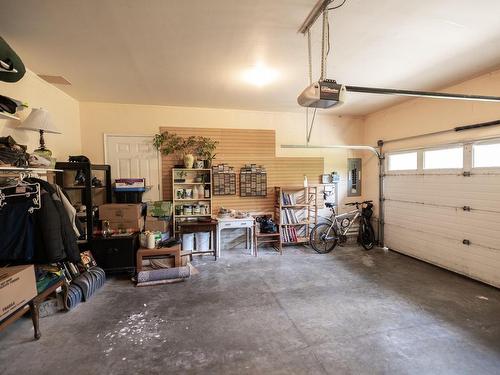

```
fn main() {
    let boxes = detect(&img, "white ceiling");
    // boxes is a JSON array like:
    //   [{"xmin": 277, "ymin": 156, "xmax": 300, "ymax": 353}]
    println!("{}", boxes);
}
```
[{"xmin": 1, "ymin": 0, "xmax": 500, "ymax": 116}]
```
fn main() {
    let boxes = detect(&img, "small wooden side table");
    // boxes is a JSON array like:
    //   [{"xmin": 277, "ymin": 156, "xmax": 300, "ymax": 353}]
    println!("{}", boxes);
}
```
[
  {"xmin": 254, "ymin": 227, "xmax": 282, "ymax": 256},
  {"xmin": 136, "ymin": 244, "xmax": 182, "ymax": 272},
  {"xmin": 0, "ymin": 278, "xmax": 68, "ymax": 340},
  {"xmin": 178, "ymin": 219, "xmax": 218, "ymax": 260}
]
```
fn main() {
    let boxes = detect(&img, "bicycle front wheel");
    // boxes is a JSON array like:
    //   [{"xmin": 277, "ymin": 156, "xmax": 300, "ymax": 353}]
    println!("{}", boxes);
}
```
[{"xmin": 310, "ymin": 223, "xmax": 338, "ymax": 254}]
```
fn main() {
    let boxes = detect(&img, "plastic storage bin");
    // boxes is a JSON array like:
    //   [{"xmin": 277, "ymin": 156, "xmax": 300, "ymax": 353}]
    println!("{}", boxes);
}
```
[{"xmin": 195, "ymin": 232, "xmax": 210, "ymax": 251}]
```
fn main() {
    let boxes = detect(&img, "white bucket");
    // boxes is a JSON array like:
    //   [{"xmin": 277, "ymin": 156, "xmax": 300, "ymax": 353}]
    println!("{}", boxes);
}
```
[
  {"xmin": 182, "ymin": 233, "xmax": 195, "ymax": 251},
  {"xmin": 195, "ymin": 232, "xmax": 210, "ymax": 251}
]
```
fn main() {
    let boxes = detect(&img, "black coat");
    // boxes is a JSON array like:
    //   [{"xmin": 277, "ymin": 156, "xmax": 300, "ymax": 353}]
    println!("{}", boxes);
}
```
[{"xmin": 26, "ymin": 178, "xmax": 80, "ymax": 263}]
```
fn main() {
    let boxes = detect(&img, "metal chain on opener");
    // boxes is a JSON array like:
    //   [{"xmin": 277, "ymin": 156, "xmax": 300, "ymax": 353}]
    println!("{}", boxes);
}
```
[
  {"xmin": 307, "ymin": 29, "xmax": 313, "ymax": 85},
  {"xmin": 306, "ymin": 29, "xmax": 312, "ymax": 144},
  {"xmin": 320, "ymin": 8, "xmax": 329, "ymax": 80}
]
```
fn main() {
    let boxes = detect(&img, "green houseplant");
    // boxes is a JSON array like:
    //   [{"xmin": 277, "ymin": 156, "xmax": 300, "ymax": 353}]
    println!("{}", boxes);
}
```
[
  {"xmin": 196, "ymin": 137, "xmax": 218, "ymax": 168},
  {"xmin": 154, "ymin": 132, "xmax": 218, "ymax": 169},
  {"xmin": 153, "ymin": 131, "xmax": 200, "ymax": 168}
]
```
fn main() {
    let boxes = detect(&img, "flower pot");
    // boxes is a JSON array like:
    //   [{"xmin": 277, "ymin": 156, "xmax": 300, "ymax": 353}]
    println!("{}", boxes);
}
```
[
  {"xmin": 195, "ymin": 160, "xmax": 205, "ymax": 169},
  {"xmin": 183, "ymin": 154, "xmax": 194, "ymax": 169}
]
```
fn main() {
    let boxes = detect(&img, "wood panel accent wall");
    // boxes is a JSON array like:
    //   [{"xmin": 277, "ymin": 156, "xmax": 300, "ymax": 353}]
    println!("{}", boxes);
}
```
[{"xmin": 160, "ymin": 127, "xmax": 324, "ymax": 215}]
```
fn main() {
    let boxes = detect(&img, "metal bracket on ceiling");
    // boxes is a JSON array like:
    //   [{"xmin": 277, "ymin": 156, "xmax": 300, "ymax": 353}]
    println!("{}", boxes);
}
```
[
  {"xmin": 298, "ymin": 0, "xmax": 333, "ymax": 34},
  {"xmin": 0, "ymin": 59, "xmax": 18, "ymax": 73},
  {"xmin": 305, "ymin": 109, "xmax": 317, "ymax": 145}
]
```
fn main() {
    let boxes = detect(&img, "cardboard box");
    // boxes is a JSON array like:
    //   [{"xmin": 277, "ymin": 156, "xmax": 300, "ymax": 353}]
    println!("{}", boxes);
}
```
[
  {"xmin": 180, "ymin": 250, "xmax": 191, "ymax": 267},
  {"xmin": 108, "ymin": 217, "xmax": 144, "ymax": 233},
  {"xmin": 145, "ymin": 217, "xmax": 170, "ymax": 232},
  {"xmin": 0, "ymin": 265, "xmax": 37, "ymax": 321},
  {"xmin": 100, "ymin": 203, "xmax": 143, "ymax": 221},
  {"xmin": 141, "ymin": 251, "xmax": 190, "ymax": 269},
  {"xmin": 146, "ymin": 201, "xmax": 172, "ymax": 217}
]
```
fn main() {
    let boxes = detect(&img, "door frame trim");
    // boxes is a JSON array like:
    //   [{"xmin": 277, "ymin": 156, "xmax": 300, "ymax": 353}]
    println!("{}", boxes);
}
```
[{"xmin": 103, "ymin": 133, "xmax": 163, "ymax": 200}]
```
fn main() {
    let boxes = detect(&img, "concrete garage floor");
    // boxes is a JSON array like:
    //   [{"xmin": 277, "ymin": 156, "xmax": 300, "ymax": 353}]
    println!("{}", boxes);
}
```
[{"xmin": 1, "ymin": 246, "xmax": 500, "ymax": 375}]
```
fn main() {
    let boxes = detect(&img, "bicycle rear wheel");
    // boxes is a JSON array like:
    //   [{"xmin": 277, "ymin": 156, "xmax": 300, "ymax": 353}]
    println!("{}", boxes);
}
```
[
  {"xmin": 360, "ymin": 221, "xmax": 375, "ymax": 250},
  {"xmin": 310, "ymin": 223, "xmax": 338, "ymax": 254}
]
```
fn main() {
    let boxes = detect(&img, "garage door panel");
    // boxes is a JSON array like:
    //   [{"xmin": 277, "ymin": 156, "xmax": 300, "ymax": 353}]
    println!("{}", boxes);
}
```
[
  {"xmin": 385, "ymin": 200, "xmax": 500, "ymax": 249},
  {"xmin": 384, "ymin": 167, "xmax": 500, "ymax": 288},
  {"xmin": 385, "ymin": 224, "xmax": 500, "ymax": 287},
  {"xmin": 384, "ymin": 175, "xmax": 500, "ymax": 211}
]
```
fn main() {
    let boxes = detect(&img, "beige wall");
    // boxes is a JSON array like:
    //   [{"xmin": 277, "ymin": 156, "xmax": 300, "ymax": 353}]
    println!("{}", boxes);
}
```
[
  {"xmin": 80, "ymin": 102, "xmax": 365, "ymax": 205},
  {"xmin": 0, "ymin": 70, "xmax": 82, "ymax": 159},
  {"xmin": 362, "ymin": 68, "xmax": 500, "ymax": 217}
]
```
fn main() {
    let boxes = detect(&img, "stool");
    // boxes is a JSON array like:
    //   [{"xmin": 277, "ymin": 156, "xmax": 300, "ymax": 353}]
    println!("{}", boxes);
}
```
[
  {"xmin": 254, "ymin": 227, "xmax": 282, "ymax": 256},
  {"xmin": 136, "ymin": 244, "xmax": 182, "ymax": 273}
]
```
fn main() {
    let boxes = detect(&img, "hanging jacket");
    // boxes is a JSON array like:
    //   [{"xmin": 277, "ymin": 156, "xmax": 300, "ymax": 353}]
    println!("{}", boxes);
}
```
[
  {"xmin": 26, "ymin": 178, "xmax": 80, "ymax": 263},
  {"xmin": 0, "ymin": 196, "xmax": 35, "ymax": 261},
  {"xmin": 54, "ymin": 184, "xmax": 80, "ymax": 237}
]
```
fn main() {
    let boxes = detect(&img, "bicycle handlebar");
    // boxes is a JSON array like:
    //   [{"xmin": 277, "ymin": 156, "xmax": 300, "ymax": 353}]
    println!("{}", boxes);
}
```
[{"xmin": 345, "ymin": 200, "xmax": 373, "ymax": 206}]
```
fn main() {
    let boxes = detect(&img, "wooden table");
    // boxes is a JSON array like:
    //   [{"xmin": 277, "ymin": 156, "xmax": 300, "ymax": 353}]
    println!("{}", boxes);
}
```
[
  {"xmin": 216, "ymin": 217, "xmax": 255, "ymax": 257},
  {"xmin": 136, "ymin": 244, "xmax": 182, "ymax": 272},
  {"xmin": 0, "ymin": 278, "xmax": 68, "ymax": 340},
  {"xmin": 178, "ymin": 219, "xmax": 218, "ymax": 260}
]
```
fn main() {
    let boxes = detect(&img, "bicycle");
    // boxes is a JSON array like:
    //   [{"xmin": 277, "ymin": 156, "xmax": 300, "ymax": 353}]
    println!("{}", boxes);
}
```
[{"xmin": 310, "ymin": 200, "xmax": 375, "ymax": 253}]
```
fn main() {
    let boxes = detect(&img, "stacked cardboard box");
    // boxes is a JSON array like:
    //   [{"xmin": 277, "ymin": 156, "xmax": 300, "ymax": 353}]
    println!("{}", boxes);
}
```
[
  {"xmin": 99, "ymin": 203, "xmax": 144, "ymax": 232},
  {"xmin": 145, "ymin": 216, "xmax": 169, "ymax": 233},
  {"xmin": 146, "ymin": 201, "xmax": 172, "ymax": 217},
  {"xmin": 0, "ymin": 265, "xmax": 37, "ymax": 321},
  {"xmin": 145, "ymin": 201, "xmax": 172, "ymax": 240}
]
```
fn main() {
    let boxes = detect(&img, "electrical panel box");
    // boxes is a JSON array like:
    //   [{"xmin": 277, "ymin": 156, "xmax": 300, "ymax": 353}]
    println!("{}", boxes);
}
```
[{"xmin": 347, "ymin": 158, "xmax": 362, "ymax": 197}]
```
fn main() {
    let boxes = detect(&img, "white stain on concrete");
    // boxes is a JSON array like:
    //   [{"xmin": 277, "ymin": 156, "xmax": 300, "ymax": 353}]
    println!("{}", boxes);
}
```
[{"xmin": 98, "ymin": 310, "xmax": 167, "ymax": 356}]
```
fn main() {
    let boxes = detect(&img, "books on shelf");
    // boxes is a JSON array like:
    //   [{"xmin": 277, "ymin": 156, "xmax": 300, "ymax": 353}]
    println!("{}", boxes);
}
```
[
  {"xmin": 275, "ymin": 186, "xmax": 318, "ymax": 247},
  {"xmin": 281, "ymin": 226, "xmax": 298, "ymax": 243},
  {"xmin": 281, "ymin": 208, "xmax": 300, "ymax": 224},
  {"xmin": 281, "ymin": 191, "xmax": 296, "ymax": 205}
]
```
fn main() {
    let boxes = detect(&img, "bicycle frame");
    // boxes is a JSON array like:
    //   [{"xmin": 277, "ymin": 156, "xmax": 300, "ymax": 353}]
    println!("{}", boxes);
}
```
[{"xmin": 321, "ymin": 207, "xmax": 362, "ymax": 241}]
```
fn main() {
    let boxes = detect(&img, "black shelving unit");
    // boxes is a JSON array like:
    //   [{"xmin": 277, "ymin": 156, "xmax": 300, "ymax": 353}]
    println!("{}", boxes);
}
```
[{"xmin": 55, "ymin": 162, "xmax": 112, "ymax": 242}]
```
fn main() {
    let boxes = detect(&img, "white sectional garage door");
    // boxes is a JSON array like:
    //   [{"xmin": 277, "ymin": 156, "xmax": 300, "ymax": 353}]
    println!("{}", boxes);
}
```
[{"xmin": 383, "ymin": 142, "xmax": 500, "ymax": 288}]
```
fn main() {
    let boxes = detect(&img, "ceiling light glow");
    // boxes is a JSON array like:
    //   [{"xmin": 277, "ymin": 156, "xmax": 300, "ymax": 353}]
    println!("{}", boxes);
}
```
[{"xmin": 242, "ymin": 63, "xmax": 278, "ymax": 87}]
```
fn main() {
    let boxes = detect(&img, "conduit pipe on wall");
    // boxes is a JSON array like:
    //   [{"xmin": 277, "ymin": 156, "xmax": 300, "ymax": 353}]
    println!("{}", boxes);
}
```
[
  {"xmin": 281, "ymin": 144, "xmax": 381, "ymax": 158},
  {"xmin": 280, "ymin": 143, "xmax": 385, "ymax": 246},
  {"xmin": 379, "ymin": 119, "xmax": 500, "ymax": 146}
]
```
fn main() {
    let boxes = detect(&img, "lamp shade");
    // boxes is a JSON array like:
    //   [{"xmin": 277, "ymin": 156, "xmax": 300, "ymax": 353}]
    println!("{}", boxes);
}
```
[{"xmin": 19, "ymin": 108, "xmax": 61, "ymax": 134}]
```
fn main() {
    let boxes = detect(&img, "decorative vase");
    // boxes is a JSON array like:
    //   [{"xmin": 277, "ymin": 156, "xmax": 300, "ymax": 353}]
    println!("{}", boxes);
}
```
[
  {"xmin": 183, "ymin": 154, "xmax": 194, "ymax": 169},
  {"xmin": 195, "ymin": 160, "xmax": 204, "ymax": 169}
]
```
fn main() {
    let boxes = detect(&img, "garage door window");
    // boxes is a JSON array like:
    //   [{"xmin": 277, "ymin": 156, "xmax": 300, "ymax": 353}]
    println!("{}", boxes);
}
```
[
  {"xmin": 473, "ymin": 143, "xmax": 500, "ymax": 168},
  {"xmin": 424, "ymin": 147, "xmax": 463, "ymax": 170},
  {"xmin": 388, "ymin": 152, "xmax": 417, "ymax": 171}
]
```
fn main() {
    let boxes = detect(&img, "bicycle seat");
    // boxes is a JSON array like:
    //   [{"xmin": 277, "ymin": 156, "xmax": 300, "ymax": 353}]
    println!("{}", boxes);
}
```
[{"xmin": 325, "ymin": 202, "xmax": 334, "ymax": 208}]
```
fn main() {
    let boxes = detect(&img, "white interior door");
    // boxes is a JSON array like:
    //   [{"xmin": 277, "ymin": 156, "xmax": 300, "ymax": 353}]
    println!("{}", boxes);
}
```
[
  {"xmin": 383, "ymin": 143, "xmax": 500, "ymax": 288},
  {"xmin": 105, "ymin": 135, "xmax": 160, "ymax": 201}
]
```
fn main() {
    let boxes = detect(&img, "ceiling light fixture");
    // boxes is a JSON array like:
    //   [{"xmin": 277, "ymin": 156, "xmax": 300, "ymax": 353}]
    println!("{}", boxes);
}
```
[{"xmin": 242, "ymin": 63, "xmax": 278, "ymax": 87}]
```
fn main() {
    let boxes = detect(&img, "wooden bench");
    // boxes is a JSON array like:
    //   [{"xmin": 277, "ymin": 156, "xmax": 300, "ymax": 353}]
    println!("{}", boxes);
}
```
[{"xmin": 0, "ymin": 278, "xmax": 68, "ymax": 340}]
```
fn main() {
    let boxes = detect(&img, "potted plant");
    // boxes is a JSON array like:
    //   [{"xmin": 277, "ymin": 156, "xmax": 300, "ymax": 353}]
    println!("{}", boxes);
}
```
[
  {"xmin": 196, "ymin": 136, "xmax": 218, "ymax": 168},
  {"xmin": 174, "ymin": 170, "xmax": 187, "ymax": 183},
  {"xmin": 153, "ymin": 131, "xmax": 199, "ymax": 169}
]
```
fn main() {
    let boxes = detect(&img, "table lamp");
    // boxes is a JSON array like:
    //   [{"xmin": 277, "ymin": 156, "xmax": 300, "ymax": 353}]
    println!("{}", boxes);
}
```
[{"xmin": 18, "ymin": 108, "xmax": 61, "ymax": 158}]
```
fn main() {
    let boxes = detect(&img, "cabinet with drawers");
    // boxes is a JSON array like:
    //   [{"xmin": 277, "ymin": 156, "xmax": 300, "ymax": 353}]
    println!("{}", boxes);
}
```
[{"xmin": 91, "ymin": 234, "xmax": 139, "ymax": 273}]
